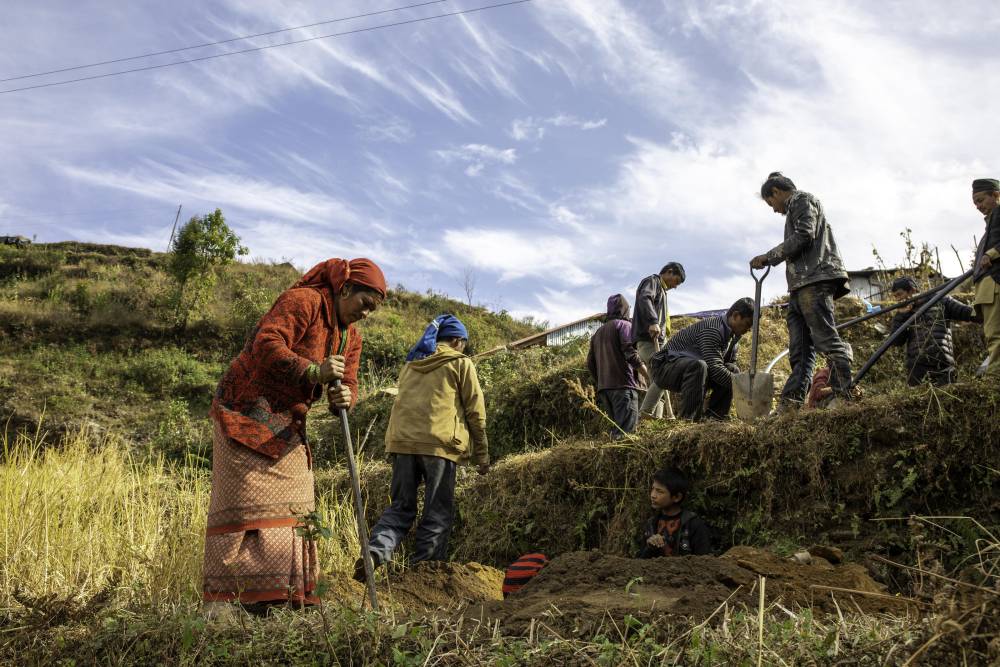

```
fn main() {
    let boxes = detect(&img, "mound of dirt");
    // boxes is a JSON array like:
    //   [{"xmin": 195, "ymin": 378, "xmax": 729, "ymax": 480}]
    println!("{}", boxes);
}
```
[
  {"xmin": 382, "ymin": 561, "xmax": 503, "ymax": 611},
  {"xmin": 469, "ymin": 547, "xmax": 913, "ymax": 636},
  {"xmin": 327, "ymin": 561, "xmax": 503, "ymax": 613}
]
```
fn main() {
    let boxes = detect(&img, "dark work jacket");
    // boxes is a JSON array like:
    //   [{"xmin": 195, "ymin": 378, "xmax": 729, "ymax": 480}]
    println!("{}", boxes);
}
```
[
  {"xmin": 764, "ymin": 190, "xmax": 849, "ymax": 297},
  {"xmin": 890, "ymin": 296, "xmax": 974, "ymax": 375},
  {"xmin": 588, "ymin": 295, "xmax": 643, "ymax": 391},
  {"xmin": 973, "ymin": 207, "xmax": 1000, "ymax": 285},
  {"xmin": 631, "ymin": 274, "xmax": 668, "ymax": 344},
  {"xmin": 637, "ymin": 510, "xmax": 712, "ymax": 558}
]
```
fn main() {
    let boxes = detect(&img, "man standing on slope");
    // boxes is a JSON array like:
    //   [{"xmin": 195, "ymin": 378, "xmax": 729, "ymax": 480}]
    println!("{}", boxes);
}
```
[
  {"xmin": 972, "ymin": 178, "xmax": 1000, "ymax": 375},
  {"xmin": 750, "ymin": 172, "xmax": 854, "ymax": 411},
  {"xmin": 632, "ymin": 263, "xmax": 685, "ymax": 420},
  {"xmin": 587, "ymin": 294, "xmax": 651, "ymax": 437}
]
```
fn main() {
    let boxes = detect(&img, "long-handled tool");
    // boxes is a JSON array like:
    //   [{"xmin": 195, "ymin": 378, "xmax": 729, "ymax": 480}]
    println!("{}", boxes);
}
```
[
  {"xmin": 331, "ymin": 378, "xmax": 379, "ymax": 611},
  {"xmin": 762, "ymin": 276, "xmax": 963, "ymax": 373},
  {"xmin": 850, "ymin": 268, "xmax": 974, "ymax": 386},
  {"xmin": 733, "ymin": 265, "xmax": 774, "ymax": 420}
]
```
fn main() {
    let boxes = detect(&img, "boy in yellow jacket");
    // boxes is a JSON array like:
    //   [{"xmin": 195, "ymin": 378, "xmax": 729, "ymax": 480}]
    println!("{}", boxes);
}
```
[{"xmin": 356, "ymin": 315, "xmax": 489, "ymax": 581}]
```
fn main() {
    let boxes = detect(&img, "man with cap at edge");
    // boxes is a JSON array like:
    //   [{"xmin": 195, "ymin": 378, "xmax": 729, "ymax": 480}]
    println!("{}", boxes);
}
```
[
  {"xmin": 357, "ymin": 314, "xmax": 489, "ymax": 581},
  {"xmin": 972, "ymin": 178, "xmax": 1000, "ymax": 375}
]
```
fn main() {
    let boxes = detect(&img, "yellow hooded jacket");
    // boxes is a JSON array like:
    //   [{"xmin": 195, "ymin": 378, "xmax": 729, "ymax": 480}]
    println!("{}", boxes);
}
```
[{"xmin": 385, "ymin": 345, "xmax": 489, "ymax": 465}]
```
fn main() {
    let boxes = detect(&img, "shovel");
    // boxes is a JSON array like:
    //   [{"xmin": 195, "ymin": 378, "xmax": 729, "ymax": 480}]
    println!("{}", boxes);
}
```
[{"xmin": 733, "ymin": 266, "xmax": 774, "ymax": 420}]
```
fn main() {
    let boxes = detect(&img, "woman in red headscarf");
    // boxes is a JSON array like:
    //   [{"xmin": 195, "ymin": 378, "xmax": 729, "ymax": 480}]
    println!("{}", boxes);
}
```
[{"xmin": 202, "ymin": 257, "xmax": 386, "ymax": 614}]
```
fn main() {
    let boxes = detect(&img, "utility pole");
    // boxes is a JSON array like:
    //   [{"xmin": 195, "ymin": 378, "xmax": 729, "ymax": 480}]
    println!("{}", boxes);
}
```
[{"xmin": 167, "ymin": 204, "xmax": 182, "ymax": 251}]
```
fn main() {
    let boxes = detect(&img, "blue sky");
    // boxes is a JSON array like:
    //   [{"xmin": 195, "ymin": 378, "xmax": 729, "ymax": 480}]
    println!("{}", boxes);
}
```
[{"xmin": 1, "ymin": 1, "xmax": 998, "ymax": 324}]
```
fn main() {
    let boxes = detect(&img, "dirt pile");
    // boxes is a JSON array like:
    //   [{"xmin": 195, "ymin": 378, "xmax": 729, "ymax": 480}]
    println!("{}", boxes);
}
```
[
  {"xmin": 328, "ymin": 561, "xmax": 503, "ymax": 613},
  {"xmin": 382, "ymin": 561, "xmax": 503, "ymax": 611},
  {"xmin": 469, "ymin": 547, "xmax": 913, "ymax": 637}
]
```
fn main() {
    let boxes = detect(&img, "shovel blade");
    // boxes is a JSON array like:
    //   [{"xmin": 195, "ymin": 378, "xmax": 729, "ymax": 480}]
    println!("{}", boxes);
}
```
[{"xmin": 732, "ymin": 371, "xmax": 774, "ymax": 420}]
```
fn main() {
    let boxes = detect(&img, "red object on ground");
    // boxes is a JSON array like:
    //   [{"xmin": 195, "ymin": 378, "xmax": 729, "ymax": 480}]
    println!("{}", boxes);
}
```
[{"xmin": 502, "ymin": 553, "xmax": 549, "ymax": 598}]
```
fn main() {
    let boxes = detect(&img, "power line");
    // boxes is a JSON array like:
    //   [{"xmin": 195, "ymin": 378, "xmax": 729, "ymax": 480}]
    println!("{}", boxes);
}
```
[
  {"xmin": 0, "ymin": 1, "xmax": 447, "ymax": 83},
  {"xmin": 0, "ymin": 0, "xmax": 532, "ymax": 95}
]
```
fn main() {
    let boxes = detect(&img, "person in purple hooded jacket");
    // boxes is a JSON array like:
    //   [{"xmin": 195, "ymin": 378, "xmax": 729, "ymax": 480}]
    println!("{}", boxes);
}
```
[{"xmin": 587, "ymin": 294, "xmax": 651, "ymax": 437}]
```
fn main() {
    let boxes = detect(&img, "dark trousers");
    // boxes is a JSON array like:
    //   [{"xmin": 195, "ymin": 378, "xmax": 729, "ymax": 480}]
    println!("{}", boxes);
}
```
[
  {"xmin": 597, "ymin": 388, "xmax": 639, "ymax": 437},
  {"xmin": 907, "ymin": 363, "xmax": 956, "ymax": 387},
  {"xmin": 782, "ymin": 282, "xmax": 854, "ymax": 404},
  {"xmin": 367, "ymin": 454, "xmax": 456, "ymax": 565},
  {"xmin": 653, "ymin": 355, "xmax": 733, "ymax": 421}
]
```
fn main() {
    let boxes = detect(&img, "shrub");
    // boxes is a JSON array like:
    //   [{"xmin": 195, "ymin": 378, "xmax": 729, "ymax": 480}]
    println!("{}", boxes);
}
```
[
  {"xmin": 150, "ymin": 399, "xmax": 211, "ymax": 465},
  {"xmin": 125, "ymin": 349, "xmax": 216, "ymax": 400},
  {"xmin": 228, "ymin": 278, "xmax": 279, "ymax": 344}
]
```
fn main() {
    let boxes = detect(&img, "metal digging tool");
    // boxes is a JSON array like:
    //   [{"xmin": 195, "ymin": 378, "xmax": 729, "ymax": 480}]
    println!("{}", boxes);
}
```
[
  {"xmin": 331, "ymin": 378, "xmax": 379, "ymax": 612},
  {"xmin": 734, "ymin": 265, "xmax": 774, "ymax": 420},
  {"xmin": 761, "ymin": 276, "xmax": 960, "ymax": 376},
  {"xmin": 850, "ymin": 268, "xmax": 974, "ymax": 386}
]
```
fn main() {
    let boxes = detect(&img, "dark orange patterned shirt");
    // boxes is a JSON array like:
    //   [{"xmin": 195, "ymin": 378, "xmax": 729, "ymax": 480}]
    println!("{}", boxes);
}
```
[{"xmin": 210, "ymin": 286, "xmax": 362, "ymax": 459}]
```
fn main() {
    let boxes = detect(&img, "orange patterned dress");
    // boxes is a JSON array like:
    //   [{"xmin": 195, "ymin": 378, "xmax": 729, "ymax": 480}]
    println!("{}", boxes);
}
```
[{"xmin": 203, "ymin": 285, "xmax": 361, "ymax": 604}]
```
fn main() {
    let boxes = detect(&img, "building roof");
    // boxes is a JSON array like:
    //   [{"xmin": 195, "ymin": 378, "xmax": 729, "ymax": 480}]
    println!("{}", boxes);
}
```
[{"xmin": 474, "ymin": 311, "xmax": 603, "ymax": 358}]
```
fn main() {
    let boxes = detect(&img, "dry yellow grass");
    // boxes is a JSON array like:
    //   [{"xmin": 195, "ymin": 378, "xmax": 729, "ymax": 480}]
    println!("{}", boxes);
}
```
[{"xmin": 0, "ymin": 426, "xmax": 362, "ymax": 607}]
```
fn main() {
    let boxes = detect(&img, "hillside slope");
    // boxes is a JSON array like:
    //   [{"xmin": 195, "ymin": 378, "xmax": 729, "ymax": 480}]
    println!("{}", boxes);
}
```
[{"xmin": 0, "ymin": 242, "xmax": 539, "ymax": 458}]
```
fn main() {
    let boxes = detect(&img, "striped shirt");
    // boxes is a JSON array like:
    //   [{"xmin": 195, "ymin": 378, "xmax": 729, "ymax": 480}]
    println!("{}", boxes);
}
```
[{"xmin": 664, "ymin": 316, "xmax": 740, "ymax": 386}]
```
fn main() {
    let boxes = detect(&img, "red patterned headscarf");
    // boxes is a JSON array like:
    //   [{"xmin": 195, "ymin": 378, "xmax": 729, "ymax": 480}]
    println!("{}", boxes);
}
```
[{"xmin": 293, "ymin": 258, "xmax": 387, "ymax": 298}]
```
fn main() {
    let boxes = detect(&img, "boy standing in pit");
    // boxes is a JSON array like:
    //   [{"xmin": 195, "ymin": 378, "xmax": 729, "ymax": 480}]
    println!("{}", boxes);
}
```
[
  {"xmin": 637, "ymin": 467, "xmax": 712, "ymax": 558},
  {"xmin": 357, "ymin": 314, "xmax": 489, "ymax": 581}
]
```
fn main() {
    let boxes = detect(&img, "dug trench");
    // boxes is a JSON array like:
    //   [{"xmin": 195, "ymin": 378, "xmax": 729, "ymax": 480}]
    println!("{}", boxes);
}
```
[
  {"xmin": 325, "ymin": 546, "xmax": 913, "ymax": 639},
  {"xmin": 314, "ymin": 377, "xmax": 998, "ymax": 653}
]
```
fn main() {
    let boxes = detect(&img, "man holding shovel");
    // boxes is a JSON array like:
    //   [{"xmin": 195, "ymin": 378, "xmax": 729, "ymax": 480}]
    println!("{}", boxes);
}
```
[
  {"xmin": 632, "ymin": 263, "xmax": 685, "ymax": 420},
  {"xmin": 750, "ymin": 172, "xmax": 854, "ymax": 411},
  {"xmin": 649, "ymin": 298, "xmax": 753, "ymax": 421}
]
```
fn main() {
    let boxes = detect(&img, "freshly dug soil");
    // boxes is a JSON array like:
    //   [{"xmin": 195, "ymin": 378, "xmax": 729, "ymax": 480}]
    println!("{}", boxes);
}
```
[
  {"xmin": 327, "ymin": 561, "xmax": 503, "ymax": 612},
  {"xmin": 381, "ymin": 561, "xmax": 503, "ymax": 611},
  {"xmin": 468, "ymin": 547, "xmax": 914, "ymax": 636}
]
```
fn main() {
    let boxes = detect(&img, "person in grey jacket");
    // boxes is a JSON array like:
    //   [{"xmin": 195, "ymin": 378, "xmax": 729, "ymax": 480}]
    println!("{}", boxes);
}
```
[
  {"xmin": 750, "ymin": 172, "xmax": 853, "ymax": 410},
  {"xmin": 632, "ymin": 263, "xmax": 685, "ymax": 419}
]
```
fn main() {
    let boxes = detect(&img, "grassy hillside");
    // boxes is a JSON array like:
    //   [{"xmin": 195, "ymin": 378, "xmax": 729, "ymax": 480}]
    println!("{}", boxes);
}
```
[
  {"xmin": 2, "ymin": 241, "xmax": 998, "ymax": 665},
  {"xmin": 0, "ymin": 242, "xmax": 540, "ymax": 462}
]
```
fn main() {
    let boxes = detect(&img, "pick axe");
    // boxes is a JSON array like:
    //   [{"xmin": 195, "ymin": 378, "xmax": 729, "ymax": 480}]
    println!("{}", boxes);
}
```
[{"xmin": 330, "ymin": 378, "xmax": 379, "ymax": 611}]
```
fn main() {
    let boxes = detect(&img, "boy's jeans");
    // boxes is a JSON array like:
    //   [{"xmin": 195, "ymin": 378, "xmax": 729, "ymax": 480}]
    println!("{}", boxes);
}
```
[
  {"xmin": 367, "ymin": 454, "xmax": 456, "ymax": 565},
  {"xmin": 782, "ymin": 281, "xmax": 854, "ymax": 404}
]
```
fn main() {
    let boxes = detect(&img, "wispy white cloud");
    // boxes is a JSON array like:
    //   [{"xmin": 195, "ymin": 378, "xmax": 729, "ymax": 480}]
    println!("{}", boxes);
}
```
[
  {"xmin": 436, "ymin": 143, "xmax": 518, "ymax": 178},
  {"xmin": 405, "ymin": 71, "xmax": 477, "ymax": 124},
  {"xmin": 443, "ymin": 228, "xmax": 594, "ymax": 287},
  {"xmin": 365, "ymin": 153, "xmax": 410, "ymax": 206},
  {"xmin": 360, "ymin": 116, "xmax": 415, "ymax": 143},
  {"xmin": 509, "ymin": 114, "xmax": 607, "ymax": 141},
  {"xmin": 57, "ymin": 161, "xmax": 362, "ymax": 227}
]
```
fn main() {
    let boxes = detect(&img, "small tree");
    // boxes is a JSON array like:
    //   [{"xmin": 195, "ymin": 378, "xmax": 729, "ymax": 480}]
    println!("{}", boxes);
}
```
[
  {"xmin": 461, "ymin": 266, "xmax": 477, "ymax": 306},
  {"xmin": 168, "ymin": 208, "xmax": 247, "ymax": 328}
]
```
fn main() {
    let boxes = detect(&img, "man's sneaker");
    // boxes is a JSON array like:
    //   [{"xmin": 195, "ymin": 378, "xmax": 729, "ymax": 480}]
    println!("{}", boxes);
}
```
[{"xmin": 353, "ymin": 551, "xmax": 382, "ymax": 583}]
